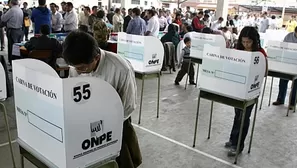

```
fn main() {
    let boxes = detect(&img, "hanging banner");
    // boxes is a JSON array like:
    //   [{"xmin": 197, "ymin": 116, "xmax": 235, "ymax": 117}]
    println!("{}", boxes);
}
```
[
  {"xmin": 13, "ymin": 59, "xmax": 124, "ymax": 168},
  {"xmin": 117, "ymin": 32, "xmax": 164, "ymax": 73},
  {"xmin": 199, "ymin": 44, "xmax": 266, "ymax": 100}
]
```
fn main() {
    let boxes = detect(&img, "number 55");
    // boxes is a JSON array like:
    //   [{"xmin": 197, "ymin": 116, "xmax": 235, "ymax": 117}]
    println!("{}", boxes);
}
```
[{"xmin": 73, "ymin": 84, "xmax": 91, "ymax": 103}]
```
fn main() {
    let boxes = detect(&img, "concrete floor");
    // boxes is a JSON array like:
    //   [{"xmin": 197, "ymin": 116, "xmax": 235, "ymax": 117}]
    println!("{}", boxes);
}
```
[{"xmin": 1, "ymin": 45, "xmax": 297, "ymax": 168}]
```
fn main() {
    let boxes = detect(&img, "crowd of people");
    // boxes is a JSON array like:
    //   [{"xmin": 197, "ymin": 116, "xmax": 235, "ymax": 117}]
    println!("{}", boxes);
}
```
[{"xmin": 2, "ymin": 0, "xmax": 297, "ymax": 167}]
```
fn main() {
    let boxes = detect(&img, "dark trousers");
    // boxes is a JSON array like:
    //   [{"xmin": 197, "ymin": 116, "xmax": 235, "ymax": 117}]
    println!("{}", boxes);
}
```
[
  {"xmin": 116, "ymin": 118, "xmax": 142, "ymax": 168},
  {"xmin": 175, "ymin": 61, "xmax": 195, "ymax": 83},
  {"xmin": 277, "ymin": 79, "xmax": 297, "ymax": 105},
  {"xmin": 23, "ymin": 27, "xmax": 29, "ymax": 40},
  {"xmin": 0, "ymin": 27, "xmax": 4, "ymax": 49},
  {"xmin": 229, "ymin": 104, "xmax": 254, "ymax": 150},
  {"xmin": 7, "ymin": 28, "xmax": 23, "ymax": 64}
]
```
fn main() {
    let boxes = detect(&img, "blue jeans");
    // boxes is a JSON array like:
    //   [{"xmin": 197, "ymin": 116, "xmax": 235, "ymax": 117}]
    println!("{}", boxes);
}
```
[
  {"xmin": 277, "ymin": 79, "xmax": 297, "ymax": 105},
  {"xmin": 229, "ymin": 104, "xmax": 254, "ymax": 150}
]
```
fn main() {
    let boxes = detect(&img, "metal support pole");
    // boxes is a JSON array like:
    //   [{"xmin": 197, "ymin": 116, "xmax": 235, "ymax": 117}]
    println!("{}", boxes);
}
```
[
  {"xmin": 234, "ymin": 104, "xmax": 247, "ymax": 164},
  {"xmin": 157, "ymin": 72, "xmax": 161, "ymax": 118},
  {"xmin": 20, "ymin": 154, "xmax": 24, "ymax": 168},
  {"xmin": 268, "ymin": 77, "xmax": 274, "ymax": 106},
  {"xmin": 0, "ymin": 102, "xmax": 16, "ymax": 168},
  {"xmin": 195, "ymin": 64, "xmax": 199, "ymax": 88},
  {"xmin": 208, "ymin": 101, "xmax": 214, "ymax": 139},
  {"xmin": 138, "ymin": 76, "xmax": 145, "ymax": 124},
  {"xmin": 286, "ymin": 80, "xmax": 294, "ymax": 117},
  {"xmin": 248, "ymin": 99, "xmax": 258, "ymax": 153},
  {"xmin": 185, "ymin": 59, "xmax": 192, "ymax": 90},
  {"xmin": 259, "ymin": 77, "xmax": 267, "ymax": 110},
  {"xmin": 193, "ymin": 92, "xmax": 201, "ymax": 147}
]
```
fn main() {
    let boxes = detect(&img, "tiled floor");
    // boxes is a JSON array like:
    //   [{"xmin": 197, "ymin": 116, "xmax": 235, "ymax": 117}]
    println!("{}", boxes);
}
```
[{"xmin": 1, "ymin": 40, "xmax": 297, "ymax": 168}]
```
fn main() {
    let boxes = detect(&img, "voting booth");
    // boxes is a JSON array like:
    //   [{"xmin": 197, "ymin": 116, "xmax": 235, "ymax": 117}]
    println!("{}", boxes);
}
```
[
  {"xmin": 259, "ymin": 41, "xmax": 297, "ymax": 115},
  {"xmin": 12, "ymin": 59, "xmax": 124, "ymax": 168},
  {"xmin": 265, "ymin": 30, "xmax": 288, "ymax": 42},
  {"xmin": 190, "ymin": 32, "xmax": 226, "ymax": 59},
  {"xmin": 0, "ymin": 63, "xmax": 6, "ymax": 100},
  {"xmin": 193, "ymin": 44, "xmax": 266, "ymax": 164},
  {"xmin": 199, "ymin": 44, "xmax": 266, "ymax": 100},
  {"xmin": 117, "ymin": 32, "xmax": 164, "ymax": 124}
]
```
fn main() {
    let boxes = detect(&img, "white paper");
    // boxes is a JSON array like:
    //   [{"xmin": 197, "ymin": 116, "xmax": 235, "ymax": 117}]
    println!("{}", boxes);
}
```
[{"xmin": 12, "ymin": 44, "xmax": 21, "ymax": 57}]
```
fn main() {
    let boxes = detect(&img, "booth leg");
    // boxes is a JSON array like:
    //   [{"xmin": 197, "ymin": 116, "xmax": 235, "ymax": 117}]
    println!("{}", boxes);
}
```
[
  {"xmin": 287, "ymin": 80, "xmax": 294, "ymax": 117},
  {"xmin": 259, "ymin": 77, "xmax": 267, "ymax": 110},
  {"xmin": 234, "ymin": 105, "xmax": 247, "ymax": 164},
  {"xmin": 157, "ymin": 72, "xmax": 161, "ymax": 118},
  {"xmin": 138, "ymin": 76, "xmax": 145, "ymax": 124},
  {"xmin": 195, "ymin": 64, "xmax": 199, "ymax": 88},
  {"xmin": 0, "ymin": 103, "xmax": 16, "ymax": 168},
  {"xmin": 248, "ymin": 99, "xmax": 258, "ymax": 153},
  {"xmin": 294, "ymin": 81, "xmax": 297, "ymax": 113},
  {"xmin": 20, "ymin": 154, "xmax": 24, "ymax": 168},
  {"xmin": 208, "ymin": 101, "xmax": 214, "ymax": 139},
  {"xmin": 193, "ymin": 94, "xmax": 201, "ymax": 147},
  {"xmin": 268, "ymin": 77, "xmax": 274, "ymax": 106},
  {"xmin": 184, "ymin": 59, "xmax": 192, "ymax": 90}
]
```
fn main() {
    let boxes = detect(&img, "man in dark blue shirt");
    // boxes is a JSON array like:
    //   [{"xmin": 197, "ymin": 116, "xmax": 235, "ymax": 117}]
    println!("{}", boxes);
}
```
[{"xmin": 31, "ymin": 0, "xmax": 51, "ymax": 34}]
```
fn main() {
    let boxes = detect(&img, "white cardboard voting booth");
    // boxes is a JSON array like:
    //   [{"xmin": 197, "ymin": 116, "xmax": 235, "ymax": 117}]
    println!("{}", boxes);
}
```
[
  {"xmin": 265, "ymin": 30, "xmax": 288, "ymax": 42},
  {"xmin": 0, "ymin": 63, "xmax": 6, "ymax": 100},
  {"xmin": 267, "ymin": 40, "xmax": 297, "ymax": 74},
  {"xmin": 190, "ymin": 32, "xmax": 226, "ymax": 59},
  {"xmin": 117, "ymin": 32, "xmax": 164, "ymax": 73},
  {"xmin": 199, "ymin": 44, "xmax": 266, "ymax": 100},
  {"xmin": 12, "ymin": 59, "xmax": 124, "ymax": 168}
]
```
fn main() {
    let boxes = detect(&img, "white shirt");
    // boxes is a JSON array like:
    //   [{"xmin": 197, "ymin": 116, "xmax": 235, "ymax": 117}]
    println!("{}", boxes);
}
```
[
  {"xmin": 158, "ymin": 16, "xmax": 167, "ymax": 29},
  {"xmin": 269, "ymin": 19, "xmax": 277, "ymax": 29},
  {"xmin": 210, "ymin": 21, "xmax": 221, "ymax": 31},
  {"xmin": 166, "ymin": 15, "xmax": 172, "ymax": 24},
  {"xmin": 51, "ymin": 11, "xmax": 63, "ymax": 31},
  {"xmin": 69, "ymin": 49, "xmax": 137, "ymax": 119},
  {"xmin": 147, "ymin": 16, "xmax": 160, "ymax": 37},
  {"xmin": 79, "ymin": 14, "xmax": 89, "ymax": 26},
  {"xmin": 63, "ymin": 9, "xmax": 78, "ymax": 31}
]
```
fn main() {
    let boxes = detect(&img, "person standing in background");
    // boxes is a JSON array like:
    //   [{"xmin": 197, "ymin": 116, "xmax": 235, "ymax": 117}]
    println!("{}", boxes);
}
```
[
  {"xmin": 88, "ymin": 6, "xmax": 98, "ymax": 31},
  {"xmin": 60, "ymin": 1, "xmax": 67, "ymax": 18},
  {"xmin": 211, "ymin": 17, "xmax": 224, "ymax": 31},
  {"xmin": 22, "ymin": 2, "xmax": 32, "ymax": 41},
  {"xmin": 123, "ymin": 8, "xmax": 132, "ymax": 32},
  {"xmin": 145, "ymin": 9, "xmax": 159, "ymax": 37},
  {"xmin": 126, "ymin": 8, "xmax": 146, "ymax": 35},
  {"xmin": 107, "ymin": 8, "xmax": 114, "ymax": 25},
  {"xmin": 166, "ymin": 10, "xmax": 172, "ymax": 24},
  {"xmin": 79, "ymin": 6, "xmax": 90, "ymax": 28},
  {"xmin": 286, "ymin": 15, "xmax": 297, "ymax": 32},
  {"xmin": 158, "ymin": 10, "xmax": 167, "ymax": 31},
  {"xmin": 93, "ymin": 10, "xmax": 109, "ymax": 50},
  {"xmin": 113, "ymin": 8, "xmax": 123, "ymax": 32},
  {"xmin": 121, "ymin": 8, "xmax": 126, "ymax": 17},
  {"xmin": 63, "ymin": 2, "xmax": 78, "ymax": 32},
  {"xmin": 269, "ymin": 15, "xmax": 277, "ymax": 29},
  {"xmin": 259, "ymin": 12, "xmax": 269, "ymax": 33},
  {"xmin": 202, "ymin": 14, "xmax": 211, "ymax": 28},
  {"xmin": 192, "ymin": 11, "xmax": 204, "ymax": 32},
  {"xmin": 1, "ymin": 0, "xmax": 23, "ymax": 64},
  {"xmin": 31, "ymin": 0, "xmax": 51, "ymax": 34},
  {"xmin": 22, "ymin": 2, "xmax": 32, "ymax": 17},
  {"xmin": 50, "ymin": 3, "xmax": 62, "ymax": 33}
]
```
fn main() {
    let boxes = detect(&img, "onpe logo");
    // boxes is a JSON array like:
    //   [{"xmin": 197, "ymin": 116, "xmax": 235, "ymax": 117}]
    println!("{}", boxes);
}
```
[
  {"xmin": 148, "ymin": 53, "xmax": 159, "ymax": 65},
  {"xmin": 90, "ymin": 120, "xmax": 103, "ymax": 137},
  {"xmin": 250, "ymin": 75, "xmax": 260, "ymax": 90}
]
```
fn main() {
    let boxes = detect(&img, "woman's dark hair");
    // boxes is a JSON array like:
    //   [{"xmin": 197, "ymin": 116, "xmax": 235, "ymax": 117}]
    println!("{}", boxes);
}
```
[
  {"xmin": 237, "ymin": 26, "xmax": 261, "ymax": 51},
  {"xmin": 63, "ymin": 31, "xmax": 100, "ymax": 65},
  {"xmin": 186, "ymin": 25, "xmax": 193, "ymax": 32},
  {"xmin": 202, "ymin": 27, "xmax": 213, "ymax": 34},
  {"xmin": 115, "ymin": 8, "xmax": 120, "ymax": 13},
  {"xmin": 234, "ymin": 15, "xmax": 239, "ymax": 20},
  {"xmin": 168, "ymin": 24, "xmax": 176, "ymax": 33},
  {"xmin": 140, "ymin": 12, "xmax": 146, "ymax": 18},
  {"xmin": 97, "ymin": 10, "xmax": 105, "ymax": 18},
  {"xmin": 232, "ymin": 27, "xmax": 238, "ymax": 35},
  {"xmin": 66, "ymin": 2, "xmax": 73, "ymax": 8},
  {"xmin": 40, "ymin": 25, "xmax": 50, "ymax": 35}
]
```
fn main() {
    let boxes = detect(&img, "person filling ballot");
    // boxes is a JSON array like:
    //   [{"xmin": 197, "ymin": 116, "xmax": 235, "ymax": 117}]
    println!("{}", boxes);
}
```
[
  {"xmin": 63, "ymin": 31, "xmax": 142, "ymax": 168},
  {"xmin": 225, "ymin": 26, "xmax": 268, "ymax": 157}
]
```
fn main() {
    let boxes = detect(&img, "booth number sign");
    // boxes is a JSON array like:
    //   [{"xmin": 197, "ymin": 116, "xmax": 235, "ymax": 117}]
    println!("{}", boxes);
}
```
[{"xmin": 72, "ymin": 83, "xmax": 91, "ymax": 103}]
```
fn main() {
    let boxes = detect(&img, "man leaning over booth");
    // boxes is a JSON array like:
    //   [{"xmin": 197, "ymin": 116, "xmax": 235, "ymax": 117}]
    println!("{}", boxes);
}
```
[
  {"xmin": 273, "ymin": 26, "xmax": 297, "ymax": 109},
  {"xmin": 63, "ymin": 31, "xmax": 142, "ymax": 168}
]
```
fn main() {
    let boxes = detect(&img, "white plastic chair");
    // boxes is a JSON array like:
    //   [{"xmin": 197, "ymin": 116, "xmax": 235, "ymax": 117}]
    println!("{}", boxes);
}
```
[{"xmin": 176, "ymin": 40, "xmax": 185, "ymax": 65}]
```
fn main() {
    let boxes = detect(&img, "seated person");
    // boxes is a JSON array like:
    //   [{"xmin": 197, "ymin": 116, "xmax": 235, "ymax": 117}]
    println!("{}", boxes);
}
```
[
  {"xmin": 161, "ymin": 24, "xmax": 180, "ymax": 47},
  {"xmin": 24, "ymin": 24, "xmax": 63, "ymax": 69}
]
